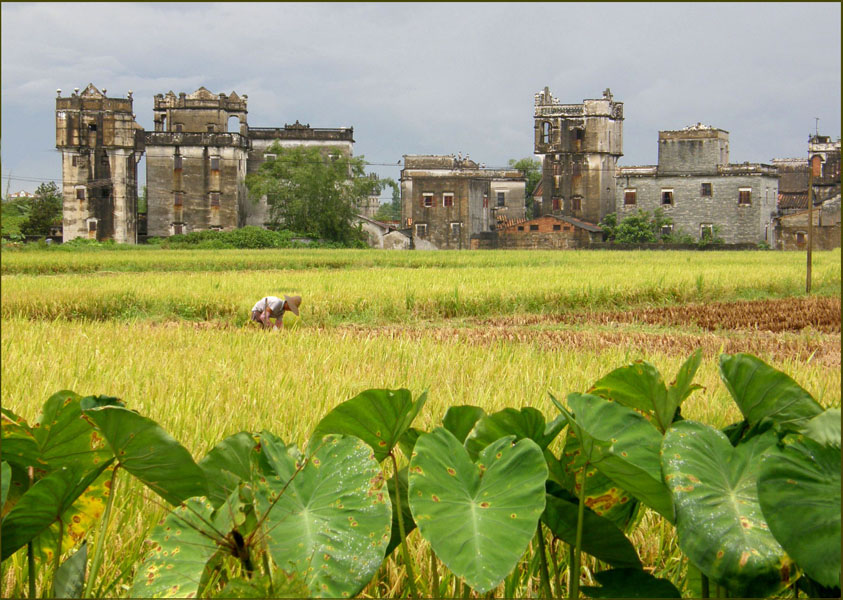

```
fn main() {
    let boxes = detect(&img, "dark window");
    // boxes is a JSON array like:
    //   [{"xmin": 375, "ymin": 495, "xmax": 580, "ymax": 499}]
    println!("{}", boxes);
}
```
[
  {"xmin": 517, "ymin": 225, "xmax": 524, "ymax": 231},
  {"xmin": 174, "ymin": 192, "xmax": 183, "ymax": 207},
  {"xmin": 72, "ymin": 156, "xmax": 78, "ymax": 167},
  {"xmin": 422, "ymin": 194, "xmax": 433, "ymax": 208},
  {"xmin": 174, "ymin": 223, "xmax": 183, "ymax": 235},
  {"xmin": 174, "ymin": 124, "xmax": 183, "ymax": 133},
  {"xmin": 497, "ymin": 192, "xmax": 505, "ymax": 207},
  {"xmin": 661, "ymin": 224, "xmax": 673, "ymax": 236},
  {"xmin": 76, "ymin": 188, "xmax": 85, "ymax": 201},
  {"xmin": 443, "ymin": 194, "xmax": 454, "ymax": 207},
  {"xmin": 174, "ymin": 155, "xmax": 183, "ymax": 170},
  {"xmin": 88, "ymin": 220, "xmax": 97, "ymax": 232},
  {"xmin": 571, "ymin": 197, "xmax": 582, "ymax": 211},
  {"xmin": 553, "ymin": 224, "xmax": 561, "ymax": 231},
  {"xmin": 662, "ymin": 190, "xmax": 674, "ymax": 205},
  {"xmin": 738, "ymin": 189, "xmax": 751, "ymax": 205},
  {"xmin": 88, "ymin": 123, "xmax": 97, "ymax": 132},
  {"xmin": 207, "ymin": 125, "xmax": 215, "ymax": 133},
  {"xmin": 210, "ymin": 192, "xmax": 220, "ymax": 207},
  {"xmin": 575, "ymin": 129, "xmax": 584, "ymax": 141},
  {"xmin": 552, "ymin": 197, "xmax": 561, "ymax": 211},
  {"xmin": 554, "ymin": 163, "xmax": 562, "ymax": 176},
  {"xmin": 796, "ymin": 231, "xmax": 806, "ymax": 245},
  {"xmin": 701, "ymin": 183, "xmax": 712, "ymax": 197},
  {"xmin": 210, "ymin": 157, "xmax": 220, "ymax": 171},
  {"xmin": 415, "ymin": 224, "xmax": 427, "ymax": 237},
  {"xmin": 624, "ymin": 190, "xmax": 637, "ymax": 205},
  {"xmin": 530, "ymin": 224, "xmax": 539, "ymax": 231}
]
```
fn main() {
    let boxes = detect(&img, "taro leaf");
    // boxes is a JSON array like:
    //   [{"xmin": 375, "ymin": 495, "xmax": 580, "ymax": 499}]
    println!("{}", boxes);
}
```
[
  {"xmin": 0, "ymin": 461, "xmax": 111, "ymax": 561},
  {"xmin": 33, "ymin": 392, "xmax": 116, "ymax": 471},
  {"xmin": 54, "ymin": 540, "xmax": 87, "ymax": 598},
  {"xmin": 258, "ymin": 430, "xmax": 295, "ymax": 478},
  {"xmin": 385, "ymin": 466, "xmax": 415, "ymax": 557},
  {"xmin": 588, "ymin": 360, "xmax": 667, "ymax": 416},
  {"xmin": 1, "ymin": 407, "xmax": 40, "ymax": 471},
  {"xmin": 541, "ymin": 491, "xmax": 641, "ymax": 569},
  {"xmin": 33, "ymin": 465, "xmax": 115, "ymax": 563},
  {"xmin": 309, "ymin": 389, "xmax": 427, "ymax": 463},
  {"xmin": 465, "ymin": 407, "xmax": 566, "ymax": 459},
  {"xmin": 568, "ymin": 393, "xmax": 673, "ymax": 521},
  {"xmin": 1, "ymin": 462, "xmax": 10, "ymax": 509},
  {"xmin": 661, "ymin": 420, "xmax": 789, "ymax": 597},
  {"xmin": 719, "ymin": 353, "xmax": 822, "ymax": 431},
  {"xmin": 131, "ymin": 497, "xmax": 224, "ymax": 599},
  {"xmin": 199, "ymin": 432, "xmax": 263, "ymax": 508},
  {"xmin": 81, "ymin": 400, "xmax": 207, "ymax": 506},
  {"xmin": 213, "ymin": 570, "xmax": 309, "ymax": 598},
  {"xmin": 408, "ymin": 428, "xmax": 547, "ymax": 594},
  {"xmin": 758, "ymin": 435, "xmax": 841, "ymax": 588},
  {"xmin": 664, "ymin": 349, "xmax": 703, "ymax": 429},
  {"xmin": 442, "ymin": 405, "xmax": 486, "ymax": 444},
  {"xmin": 799, "ymin": 408, "xmax": 841, "ymax": 447},
  {"xmin": 397, "ymin": 426, "xmax": 422, "ymax": 459},
  {"xmin": 581, "ymin": 568, "xmax": 681, "ymax": 598},
  {"xmin": 257, "ymin": 435, "xmax": 392, "ymax": 598}
]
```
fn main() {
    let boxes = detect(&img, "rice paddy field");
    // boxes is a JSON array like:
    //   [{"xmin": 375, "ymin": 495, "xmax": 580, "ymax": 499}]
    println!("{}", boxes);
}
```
[{"xmin": 1, "ymin": 247, "xmax": 840, "ymax": 598}]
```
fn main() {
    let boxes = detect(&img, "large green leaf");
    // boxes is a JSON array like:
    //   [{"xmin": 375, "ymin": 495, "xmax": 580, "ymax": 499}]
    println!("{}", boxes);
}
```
[
  {"xmin": 34, "ymin": 392, "xmax": 115, "ymax": 471},
  {"xmin": 257, "ymin": 435, "xmax": 392, "ymax": 598},
  {"xmin": 131, "ymin": 497, "xmax": 223, "ymax": 598},
  {"xmin": 758, "ymin": 435, "xmax": 841, "ymax": 588},
  {"xmin": 588, "ymin": 361, "xmax": 667, "ymax": 415},
  {"xmin": 541, "ymin": 490, "xmax": 641, "ymax": 569},
  {"xmin": 442, "ymin": 405, "xmax": 486, "ymax": 444},
  {"xmin": 81, "ymin": 400, "xmax": 207, "ymax": 505},
  {"xmin": 198, "ymin": 432, "xmax": 263, "ymax": 508},
  {"xmin": 464, "ymin": 407, "xmax": 566, "ymax": 459},
  {"xmin": 568, "ymin": 393, "xmax": 673, "ymax": 521},
  {"xmin": 1, "ymin": 407, "xmax": 40, "ymax": 471},
  {"xmin": 719, "ymin": 353, "xmax": 823, "ymax": 430},
  {"xmin": 799, "ymin": 408, "xmax": 841, "ymax": 447},
  {"xmin": 661, "ymin": 420, "xmax": 789, "ymax": 597},
  {"xmin": 0, "ymin": 462, "xmax": 9, "ymax": 509},
  {"xmin": 384, "ymin": 466, "xmax": 415, "ymax": 557},
  {"xmin": 0, "ymin": 461, "xmax": 111, "ymax": 561},
  {"xmin": 309, "ymin": 389, "xmax": 427, "ymax": 463},
  {"xmin": 664, "ymin": 349, "xmax": 703, "ymax": 428},
  {"xmin": 581, "ymin": 568, "xmax": 681, "ymax": 598},
  {"xmin": 408, "ymin": 428, "xmax": 547, "ymax": 594},
  {"xmin": 54, "ymin": 540, "xmax": 87, "ymax": 598}
]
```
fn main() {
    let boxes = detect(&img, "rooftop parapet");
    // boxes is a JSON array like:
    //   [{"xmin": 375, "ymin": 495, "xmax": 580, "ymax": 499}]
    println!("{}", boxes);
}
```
[
  {"xmin": 153, "ymin": 87, "xmax": 248, "ymax": 112},
  {"xmin": 249, "ymin": 121, "xmax": 354, "ymax": 142},
  {"xmin": 144, "ymin": 131, "xmax": 251, "ymax": 149},
  {"xmin": 56, "ymin": 83, "xmax": 133, "ymax": 113}
]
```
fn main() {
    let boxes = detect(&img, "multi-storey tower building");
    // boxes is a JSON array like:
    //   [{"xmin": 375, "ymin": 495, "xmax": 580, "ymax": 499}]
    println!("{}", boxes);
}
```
[
  {"xmin": 55, "ymin": 84, "xmax": 144, "ymax": 242},
  {"xmin": 533, "ymin": 87, "xmax": 623, "ymax": 224},
  {"xmin": 145, "ymin": 88, "xmax": 250, "ymax": 236}
]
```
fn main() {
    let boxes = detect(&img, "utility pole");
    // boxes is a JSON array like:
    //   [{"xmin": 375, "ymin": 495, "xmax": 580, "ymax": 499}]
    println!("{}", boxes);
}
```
[{"xmin": 806, "ymin": 142, "xmax": 814, "ymax": 294}]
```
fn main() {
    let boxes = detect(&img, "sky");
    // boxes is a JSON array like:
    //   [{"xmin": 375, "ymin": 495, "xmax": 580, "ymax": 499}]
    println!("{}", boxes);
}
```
[{"xmin": 1, "ymin": 2, "xmax": 840, "ymax": 199}]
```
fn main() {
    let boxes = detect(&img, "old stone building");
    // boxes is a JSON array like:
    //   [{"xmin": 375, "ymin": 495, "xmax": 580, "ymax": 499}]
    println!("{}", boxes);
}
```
[
  {"xmin": 472, "ymin": 214, "xmax": 602, "ymax": 249},
  {"xmin": 145, "ymin": 88, "xmax": 354, "ymax": 236},
  {"xmin": 533, "ymin": 87, "xmax": 623, "ymax": 225},
  {"xmin": 400, "ymin": 155, "xmax": 525, "ymax": 250},
  {"xmin": 615, "ymin": 124, "xmax": 779, "ymax": 245},
  {"xmin": 57, "ymin": 84, "xmax": 354, "ymax": 242},
  {"xmin": 55, "ymin": 84, "xmax": 144, "ymax": 242}
]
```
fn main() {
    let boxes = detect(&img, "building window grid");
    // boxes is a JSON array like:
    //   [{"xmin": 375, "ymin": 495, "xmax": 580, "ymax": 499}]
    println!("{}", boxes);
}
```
[
  {"xmin": 701, "ymin": 182, "xmax": 712, "ymax": 197},
  {"xmin": 422, "ymin": 193, "xmax": 433, "ymax": 208},
  {"xmin": 415, "ymin": 223, "xmax": 427, "ymax": 237},
  {"xmin": 738, "ymin": 188, "xmax": 752, "ymax": 205},
  {"xmin": 661, "ymin": 189, "xmax": 674, "ymax": 206},
  {"xmin": 443, "ymin": 193, "xmax": 454, "ymax": 208},
  {"xmin": 624, "ymin": 189, "xmax": 637, "ymax": 206},
  {"xmin": 571, "ymin": 197, "xmax": 582, "ymax": 211},
  {"xmin": 496, "ymin": 192, "xmax": 506, "ymax": 207}
]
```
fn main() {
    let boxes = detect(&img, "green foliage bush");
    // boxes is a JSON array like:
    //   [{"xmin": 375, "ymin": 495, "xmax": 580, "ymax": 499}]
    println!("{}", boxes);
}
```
[{"xmin": 150, "ymin": 226, "xmax": 362, "ymax": 249}]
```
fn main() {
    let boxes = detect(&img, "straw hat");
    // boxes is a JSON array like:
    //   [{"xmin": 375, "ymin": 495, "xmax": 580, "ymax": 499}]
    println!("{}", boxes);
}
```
[{"xmin": 284, "ymin": 295, "xmax": 302, "ymax": 316}]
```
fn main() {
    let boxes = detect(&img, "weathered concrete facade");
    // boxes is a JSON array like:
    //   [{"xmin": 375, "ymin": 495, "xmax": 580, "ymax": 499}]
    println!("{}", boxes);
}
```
[
  {"xmin": 616, "ymin": 125, "xmax": 779, "ymax": 245},
  {"xmin": 55, "ymin": 84, "xmax": 144, "ymax": 242},
  {"xmin": 533, "ymin": 87, "xmax": 623, "ymax": 225},
  {"xmin": 400, "ymin": 155, "xmax": 525, "ymax": 250},
  {"xmin": 775, "ymin": 195, "xmax": 841, "ymax": 251}
]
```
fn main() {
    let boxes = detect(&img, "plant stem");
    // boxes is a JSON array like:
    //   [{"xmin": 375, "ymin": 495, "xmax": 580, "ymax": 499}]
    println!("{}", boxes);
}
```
[
  {"xmin": 536, "ymin": 522, "xmax": 553, "ymax": 599},
  {"xmin": 50, "ymin": 517, "xmax": 65, "ymax": 598},
  {"xmin": 389, "ymin": 452, "xmax": 418, "ymax": 599},
  {"xmin": 701, "ymin": 573, "xmax": 709, "ymax": 598},
  {"xmin": 27, "ymin": 467, "xmax": 36, "ymax": 600},
  {"xmin": 82, "ymin": 467, "xmax": 119, "ymax": 599},
  {"xmin": 550, "ymin": 537, "xmax": 563, "ymax": 598},
  {"xmin": 430, "ymin": 546, "xmax": 439, "ymax": 597},
  {"xmin": 570, "ymin": 470, "xmax": 587, "ymax": 600}
]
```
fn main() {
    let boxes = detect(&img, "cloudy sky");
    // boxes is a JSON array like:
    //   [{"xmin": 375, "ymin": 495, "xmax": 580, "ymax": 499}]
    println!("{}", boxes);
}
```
[{"xmin": 2, "ymin": 2, "xmax": 840, "ymax": 197}]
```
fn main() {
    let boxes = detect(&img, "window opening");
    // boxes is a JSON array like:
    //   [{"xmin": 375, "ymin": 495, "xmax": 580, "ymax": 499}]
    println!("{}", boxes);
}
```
[
  {"xmin": 624, "ymin": 189, "xmax": 637, "ymax": 205},
  {"xmin": 210, "ymin": 157, "xmax": 220, "ymax": 171},
  {"xmin": 661, "ymin": 190, "xmax": 674, "ymax": 205},
  {"xmin": 530, "ymin": 224, "xmax": 539, "ymax": 231},
  {"xmin": 422, "ymin": 193, "xmax": 433, "ymax": 208},
  {"xmin": 701, "ymin": 182, "xmax": 712, "ymax": 197},
  {"xmin": 571, "ymin": 197, "xmax": 582, "ymax": 211},
  {"xmin": 497, "ymin": 192, "xmax": 505, "ymax": 207},
  {"xmin": 738, "ymin": 188, "xmax": 751, "ymax": 205},
  {"xmin": 415, "ymin": 223, "xmax": 427, "ymax": 237},
  {"xmin": 443, "ymin": 193, "xmax": 454, "ymax": 207}
]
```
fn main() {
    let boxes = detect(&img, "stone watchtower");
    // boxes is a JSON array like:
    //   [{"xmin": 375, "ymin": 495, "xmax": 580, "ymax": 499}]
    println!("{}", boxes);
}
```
[
  {"xmin": 144, "ymin": 88, "xmax": 250, "ymax": 236},
  {"xmin": 55, "ymin": 84, "xmax": 144, "ymax": 242},
  {"xmin": 533, "ymin": 87, "xmax": 623, "ymax": 224}
]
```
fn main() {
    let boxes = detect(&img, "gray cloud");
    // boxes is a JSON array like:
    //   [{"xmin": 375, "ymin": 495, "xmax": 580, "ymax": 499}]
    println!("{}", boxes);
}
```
[{"xmin": 2, "ymin": 2, "xmax": 839, "ymax": 192}]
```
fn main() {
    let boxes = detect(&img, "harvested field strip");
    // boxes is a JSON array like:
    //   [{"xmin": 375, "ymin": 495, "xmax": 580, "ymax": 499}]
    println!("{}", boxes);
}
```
[
  {"xmin": 325, "ymin": 324, "xmax": 840, "ymax": 368},
  {"xmin": 480, "ymin": 296, "xmax": 841, "ymax": 334}
]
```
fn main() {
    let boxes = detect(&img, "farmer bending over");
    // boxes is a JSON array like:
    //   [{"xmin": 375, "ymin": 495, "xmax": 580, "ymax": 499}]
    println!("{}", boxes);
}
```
[{"xmin": 250, "ymin": 295, "xmax": 301, "ymax": 329}]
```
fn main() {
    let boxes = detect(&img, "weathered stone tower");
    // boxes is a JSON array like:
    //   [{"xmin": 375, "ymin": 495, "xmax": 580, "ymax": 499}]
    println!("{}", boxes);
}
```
[
  {"xmin": 55, "ymin": 84, "xmax": 144, "ymax": 242},
  {"xmin": 533, "ymin": 87, "xmax": 623, "ymax": 224},
  {"xmin": 144, "ymin": 88, "xmax": 250, "ymax": 236}
]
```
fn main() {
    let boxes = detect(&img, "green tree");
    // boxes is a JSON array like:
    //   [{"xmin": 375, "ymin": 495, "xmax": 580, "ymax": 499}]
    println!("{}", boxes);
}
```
[
  {"xmin": 245, "ymin": 145, "xmax": 380, "ymax": 245},
  {"xmin": 20, "ymin": 182, "xmax": 62, "ymax": 238},
  {"xmin": 508, "ymin": 158, "xmax": 542, "ymax": 214},
  {"xmin": 374, "ymin": 178, "xmax": 401, "ymax": 222}
]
